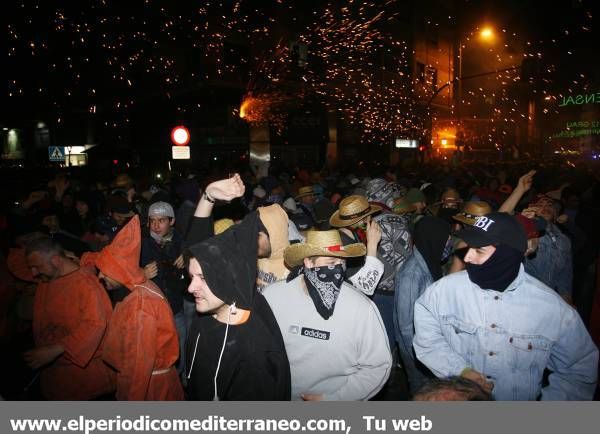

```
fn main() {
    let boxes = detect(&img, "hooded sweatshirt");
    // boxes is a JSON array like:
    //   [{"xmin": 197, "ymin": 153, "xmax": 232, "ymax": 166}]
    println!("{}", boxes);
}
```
[
  {"xmin": 413, "ymin": 216, "xmax": 451, "ymax": 281},
  {"xmin": 256, "ymin": 204, "xmax": 290, "ymax": 291},
  {"xmin": 91, "ymin": 216, "xmax": 183, "ymax": 400},
  {"xmin": 186, "ymin": 211, "xmax": 291, "ymax": 400}
]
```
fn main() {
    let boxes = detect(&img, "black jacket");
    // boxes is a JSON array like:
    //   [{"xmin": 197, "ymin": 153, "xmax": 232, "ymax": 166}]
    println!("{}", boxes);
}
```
[{"xmin": 140, "ymin": 230, "xmax": 187, "ymax": 314}]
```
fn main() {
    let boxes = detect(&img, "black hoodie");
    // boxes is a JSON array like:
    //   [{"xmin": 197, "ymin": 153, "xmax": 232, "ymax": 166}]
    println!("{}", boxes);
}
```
[
  {"xmin": 413, "ymin": 216, "xmax": 451, "ymax": 281},
  {"xmin": 186, "ymin": 211, "xmax": 291, "ymax": 400}
]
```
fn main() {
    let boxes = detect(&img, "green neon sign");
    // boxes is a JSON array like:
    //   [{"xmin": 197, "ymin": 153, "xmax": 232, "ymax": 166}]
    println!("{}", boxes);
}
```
[
  {"xmin": 551, "ymin": 120, "xmax": 600, "ymax": 139},
  {"xmin": 559, "ymin": 93, "xmax": 600, "ymax": 107}
]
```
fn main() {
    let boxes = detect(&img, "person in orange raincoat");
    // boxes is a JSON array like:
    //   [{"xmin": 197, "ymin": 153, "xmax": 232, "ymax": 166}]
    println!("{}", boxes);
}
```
[
  {"xmin": 23, "ymin": 237, "xmax": 114, "ymax": 400},
  {"xmin": 82, "ymin": 215, "xmax": 184, "ymax": 400}
]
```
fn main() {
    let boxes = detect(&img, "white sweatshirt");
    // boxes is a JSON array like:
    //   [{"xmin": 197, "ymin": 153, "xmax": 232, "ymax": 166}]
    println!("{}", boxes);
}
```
[{"xmin": 263, "ymin": 276, "xmax": 392, "ymax": 401}]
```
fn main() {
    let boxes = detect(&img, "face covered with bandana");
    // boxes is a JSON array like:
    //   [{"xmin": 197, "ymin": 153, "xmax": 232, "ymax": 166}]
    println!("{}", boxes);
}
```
[{"xmin": 302, "ymin": 256, "xmax": 346, "ymax": 320}]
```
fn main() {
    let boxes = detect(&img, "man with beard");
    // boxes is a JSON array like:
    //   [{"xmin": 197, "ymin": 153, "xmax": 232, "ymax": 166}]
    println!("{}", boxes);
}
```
[
  {"xmin": 413, "ymin": 212, "xmax": 598, "ymax": 400},
  {"xmin": 82, "ymin": 216, "xmax": 183, "ymax": 400},
  {"xmin": 24, "ymin": 237, "xmax": 114, "ymax": 400},
  {"xmin": 263, "ymin": 230, "xmax": 392, "ymax": 400}
]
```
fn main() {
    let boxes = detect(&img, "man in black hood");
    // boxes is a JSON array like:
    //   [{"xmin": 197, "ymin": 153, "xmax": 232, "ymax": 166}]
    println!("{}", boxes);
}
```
[
  {"xmin": 185, "ymin": 211, "xmax": 291, "ymax": 400},
  {"xmin": 393, "ymin": 216, "xmax": 451, "ymax": 395}
]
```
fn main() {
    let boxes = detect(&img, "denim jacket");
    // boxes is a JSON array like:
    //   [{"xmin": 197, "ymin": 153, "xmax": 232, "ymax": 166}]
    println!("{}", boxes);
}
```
[
  {"xmin": 394, "ymin": 249, "xmax": 433, "ymax": 348},
  {"xmin": 524, "ymin": 222, "xmax": 573, "ymax": 297},
  {"xmin": 413, "ymin": 266, "xmax": 598, "ymax": 400}
]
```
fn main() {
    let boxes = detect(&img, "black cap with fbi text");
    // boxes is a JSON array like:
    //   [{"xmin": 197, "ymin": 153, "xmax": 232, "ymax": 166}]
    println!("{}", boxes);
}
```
[{"xmin": 456, "ymin": 212, "xmax": 527, "ymax": 254}]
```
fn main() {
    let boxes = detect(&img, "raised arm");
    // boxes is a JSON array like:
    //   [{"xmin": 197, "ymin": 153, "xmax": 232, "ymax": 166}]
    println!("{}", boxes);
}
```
[
  {"xmin": 194, "ymin": 174, "xmax": 245, "ymax": 218},
  {"xmin": 499, "ymin": 170, "xmax": 536, "ymax": 214},
  {"xmin": 186, "ymin": 174, "xmax": 246, "ymax": 245}
]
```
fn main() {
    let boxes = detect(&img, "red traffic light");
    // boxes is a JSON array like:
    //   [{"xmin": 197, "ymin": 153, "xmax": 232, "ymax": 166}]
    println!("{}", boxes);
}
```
[
  {"xmin": 418, "ymin": 145, "xmax": 426, "ymax": 152},
  {"xmin": 171, "ymin": 126, "xmax": 190, "ymax": 146}
]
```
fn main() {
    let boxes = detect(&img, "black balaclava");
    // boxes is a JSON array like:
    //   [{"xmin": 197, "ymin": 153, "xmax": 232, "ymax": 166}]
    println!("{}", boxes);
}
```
[
  {"xmin": 465, "ymin": 243, "xmax": 522, "ymax": 292},
  {"xmin": 303, "ymin": 263, "xmax": 346, "ymax": 320},
  {"xmin": 413, "ymin": 216, "xmax": 451, "ymax": 281}
]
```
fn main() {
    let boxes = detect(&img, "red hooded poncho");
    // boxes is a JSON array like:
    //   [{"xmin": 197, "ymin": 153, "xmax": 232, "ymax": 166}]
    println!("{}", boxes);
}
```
[
  {"xmin": 32, "ymin": 264, "xmax": 115, "ymax": 399},
  {"xmin": 93, "ymin": 215, "xmax": 183, "ymax": 400}
]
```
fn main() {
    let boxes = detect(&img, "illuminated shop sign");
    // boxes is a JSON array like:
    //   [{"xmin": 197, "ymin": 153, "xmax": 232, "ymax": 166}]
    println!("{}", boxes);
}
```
[
  {"xmin": 558, "ymin": 92, "xmax": 600, "ymax": 107},
  {"xmin": 552, "ymin": 120, "xmax": 600, "ymax": 139}
]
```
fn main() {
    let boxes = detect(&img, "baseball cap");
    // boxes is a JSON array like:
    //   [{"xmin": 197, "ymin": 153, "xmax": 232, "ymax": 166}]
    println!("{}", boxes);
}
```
[{"xmin": 456, "ymin": 212, "xmax": 527, "ymax": 253}]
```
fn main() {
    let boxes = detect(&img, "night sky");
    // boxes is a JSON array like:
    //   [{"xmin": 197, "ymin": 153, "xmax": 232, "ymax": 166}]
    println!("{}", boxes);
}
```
[{"xmin": 5, "ymin": 0, "xmax": 598, "ymax": 161}]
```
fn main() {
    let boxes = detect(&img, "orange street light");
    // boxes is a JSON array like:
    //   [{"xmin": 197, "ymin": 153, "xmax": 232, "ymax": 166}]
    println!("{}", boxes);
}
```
[
  {"xmin": 480, "ymin": 27, "xmax": 494, "ymax": 41},
  {"xmin": 457, "ymin": 25, "xmax": 496, "ymax": 133}
]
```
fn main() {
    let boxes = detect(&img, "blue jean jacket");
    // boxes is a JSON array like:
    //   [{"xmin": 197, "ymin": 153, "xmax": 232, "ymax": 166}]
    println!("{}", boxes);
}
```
[
  {"xmin": 413, "ymin": 266, "xmax": 598, "ymax": 400},
  {"xmin": 524, "ymin": 223, "xmax": 573, "ymax": 297}
]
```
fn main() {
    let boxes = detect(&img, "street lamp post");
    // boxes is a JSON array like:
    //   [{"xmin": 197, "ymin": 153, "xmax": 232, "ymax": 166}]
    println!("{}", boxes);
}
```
[
  {"xmin": 426, "ymin": 25, "xmax": 521, "ymax": 159},
  {"xmin": 457, "ymin": 26, "xmax": 495, "ymax": 130},
  {"xmin": 454, "ymin": 26, "xmax": 494, "ymax": 151}
]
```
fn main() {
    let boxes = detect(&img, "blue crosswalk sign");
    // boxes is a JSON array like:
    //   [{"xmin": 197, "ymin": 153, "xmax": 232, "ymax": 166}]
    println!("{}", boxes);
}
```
[{"xmin": 48, "ymin": 146, "xmax": 65, "ymax": 162}]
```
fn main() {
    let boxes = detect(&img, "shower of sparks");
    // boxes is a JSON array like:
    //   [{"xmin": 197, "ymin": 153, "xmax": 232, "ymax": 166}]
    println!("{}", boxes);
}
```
[{"xmin": 7, "ymin": 0, "xmax": 594, "ymax": 147}]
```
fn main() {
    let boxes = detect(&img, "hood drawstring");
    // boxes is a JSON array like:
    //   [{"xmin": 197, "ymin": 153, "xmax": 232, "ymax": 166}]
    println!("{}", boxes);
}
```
[{"xmin": 186, "ymin": 302, "xmax": 237, "ymax": 402}]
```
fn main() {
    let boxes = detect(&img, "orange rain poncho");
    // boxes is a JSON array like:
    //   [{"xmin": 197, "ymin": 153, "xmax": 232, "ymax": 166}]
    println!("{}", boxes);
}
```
[
  {"xmin": 92, "ymin": 215, "xmax": 183, "ymax": 400},
  {"xmin": 32, "ymin": 265, "xmax": 115, "ymax": 400}
]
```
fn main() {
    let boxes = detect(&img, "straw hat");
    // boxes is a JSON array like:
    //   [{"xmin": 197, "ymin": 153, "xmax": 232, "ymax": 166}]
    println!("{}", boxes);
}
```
[
  {"xmin": 214, "ymin": 218, "xmax": 235, "ymax": 235},
  {"xmin": 284, "ymin": 230, "xmax": 366, "ymax": 267},
  {"xmin": 392, "ymin": 197, "xmax": 417, "ymax": 215},
  {"xmin": 295, "ymin": 186, "xmax": 315, "ymax": 200},
  {"xmin": 111, "ymin": 173, "xmax": 134, "ymax": 189},
  {"xmin": 329, "ymin": 195, "xmax": 382, "ymax": 227},
  {"xmin": 453, "ymin": 201, "xmax": 492, "ymax": 225}
]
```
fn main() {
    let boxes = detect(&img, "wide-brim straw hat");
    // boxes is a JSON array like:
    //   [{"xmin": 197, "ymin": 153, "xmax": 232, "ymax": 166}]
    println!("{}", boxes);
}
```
[
  {"xmin": 284, "ymin": 229, "xmax": 366, "ymax": 267},
  {"xmin": 392, "ymin": 197, "xmax": 417, "ymax": 214},
  {"xmin": 453, "ymin": 201, "xmax": 492, "ymax": 225},
  {"xmin": 329, "ymin": 195, "xmax": 382, "ymax": 227},
  {"xmin": 295, "ymin": 186, "xmax": 315, "ymax": 200}
]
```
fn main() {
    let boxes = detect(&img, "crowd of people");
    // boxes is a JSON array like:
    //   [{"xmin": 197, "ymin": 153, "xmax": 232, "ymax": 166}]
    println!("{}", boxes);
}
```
[{"xmin": 1, "ymin": 158, "xmax": 599, "ymax": 401}]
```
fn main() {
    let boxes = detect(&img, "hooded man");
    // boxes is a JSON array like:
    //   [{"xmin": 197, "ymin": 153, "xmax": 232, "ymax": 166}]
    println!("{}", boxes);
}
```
[
  {"xmin": 185, "ymin": 211, "xmax": 291, "ymax": 400},
  {"xmin": 82, "ymin": 215, "xmax": 184, "ymax": 400},
  {"xmin": 263, "ymin": 230, "xmax": 392, "ymax": 400},
  {"xmin": 256, "ymin": 204, "xmax": 290, "ymax": 291},
  {"xmin": 24, "ymin": 237, "xmax": 114, "ymax": 400},
  {"xmin": 393, "ymin": 216, "xmax": 451, "ymax": 394},
  {"xmin": 413, "ymin": 212, "xmax": 598, "ymax": 400},
  {"xmin": 186, "ymin": 187, "xmax": 289, "ymax": 293},
  {"xmin": 330, "ymin": 193, "xmax": 412, "ymax": 350}
]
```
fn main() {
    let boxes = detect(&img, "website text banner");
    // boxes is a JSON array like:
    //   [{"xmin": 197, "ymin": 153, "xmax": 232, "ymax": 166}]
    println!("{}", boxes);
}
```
[{"xmin": 1, "ymin": 402, "xmax": 597, "ymax": 434}]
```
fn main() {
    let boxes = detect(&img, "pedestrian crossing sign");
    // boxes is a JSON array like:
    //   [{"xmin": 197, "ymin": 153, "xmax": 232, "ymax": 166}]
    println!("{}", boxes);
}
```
[{"xmin": 48, "ymin": 146, "xmax": 65, "ymax": 162}]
